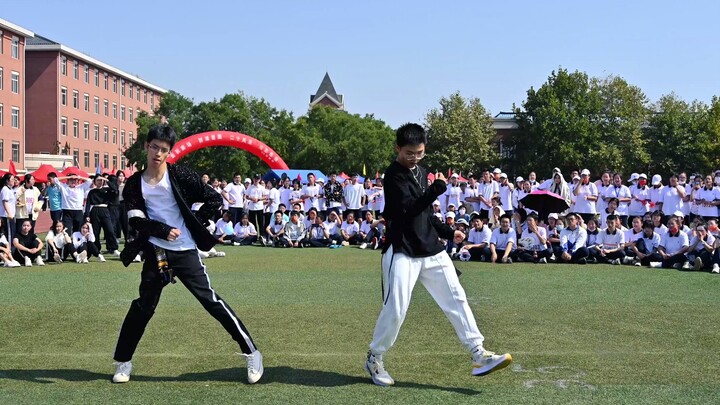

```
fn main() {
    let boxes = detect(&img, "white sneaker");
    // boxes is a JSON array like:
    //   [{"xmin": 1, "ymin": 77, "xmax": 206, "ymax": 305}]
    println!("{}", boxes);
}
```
[
  {"xmin": 53, "ymin": 253, "xmax": 62, "ymax": 263},
  {"xmin": 242, "ymin": 350, "xmax": 264, "ymax": 384},
  {"xmin": 133, "ymin": 254, "xmax": 142, "ymax": 262},
  {"xmin": 365, "ymin": 351, "xmax": 394, "ymax": 386},
  {"xmin": 233, "ymin": 242, "xmax": 241, "ymax": 246},
  {"xmin": 694, "ymin": 258, "xmax": 703, "ymax": 271},
  {"xmin": 612, "ymin": 258, "xmax": 621, "ymax": 265},
  {"xmin": 649, "ymin": 261, "xmax": 662, "ymax": 268},
  {"xmin": 24, "ymin": 257, "xmax": 32, "ymax": 267},
  {"xmin": 537, "ymin": 257, "xmax": 547, "ymax": 264},
  {"xmin": 113, "ymin": 250, "xmax": 121, "ymax": 257},
  {"xmin": 471, "ymin": 349, "xmax": 512, "ymax": 376},
  {"xmin": 98, "ymin": 254, "xmax": 106, "ymax": 263},
  {"xmin": 8, "ymin": 260, "xmax": 22, "ymax": 268},
  {"xmin": 112, "ymin": 361, "xmax": 132, "ymax": 383},
  {"xmin": 681, "ymin": 261, "xmax": 691, "ymax": 270},
  {"xmin": 198, "ymin": 250, "xmax": 210, "ymax": 259},
  {"xmin": 83, "ymin": 258, "xmax": 89, "ymax": 264},
  {"xmin": 35, "ymin": 257, "xmax": 45, "ymax": 266},
  {"xmin": 634, "ymin": 259, "xmax": 641, "ymax": 267},
  {"xmin": 341, "ymin": 241, "xmax": 350, "ymax": 247},
  {"xmin": 622, "ymin": 256, "xmax": 634, "ymax": 265},
  {"xmin": 77, "ymin": 251, "xmax": 88, "ymax": 263},
  {"xmin": 359, "ymin": 243, "xmax": 368, "ymax": 250},
  {"xmin": 214, "ymin": 251, "xmax": 226, "ymax": 257},
  {"xmin": 713, "ymin": 264, "xmax": 720, "ymax": 274}
]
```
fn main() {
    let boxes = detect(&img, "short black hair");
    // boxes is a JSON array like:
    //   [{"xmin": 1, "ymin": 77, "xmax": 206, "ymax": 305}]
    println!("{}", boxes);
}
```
[
  {"xmin": 607, "ymin": 214, "xmax": 618, "ymax": 222},
  {"xmin": 146, "ymin": 125, "xmax": 177, "ymax": 148},
  {"xmin": 396, "ymin": 123, "xmax": 427, "ymax": 147}
]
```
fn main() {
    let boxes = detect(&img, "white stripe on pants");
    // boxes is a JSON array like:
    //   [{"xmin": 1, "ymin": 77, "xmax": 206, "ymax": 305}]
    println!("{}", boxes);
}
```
[{"xmin": 369, "ymin": 245, "xmax": 484, "ymax": 355}]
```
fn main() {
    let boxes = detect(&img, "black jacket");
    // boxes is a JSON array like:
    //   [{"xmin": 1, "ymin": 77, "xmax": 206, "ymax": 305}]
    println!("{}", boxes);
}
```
[
  {"xmin": 120, "ymin": 164, "xmax": 221, "ymax": 266},
  {"xmin": 382, "ymin": 161, "xmax": 455, "ymax": 257}
]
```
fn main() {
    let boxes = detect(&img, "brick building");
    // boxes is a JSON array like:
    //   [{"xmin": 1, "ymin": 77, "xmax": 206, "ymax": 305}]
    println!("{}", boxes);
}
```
[
  {"xmin": 24, "ymin": 35, "xmax": 165, "ymax": 173},
  {"xmin": 0, "ymin": 18, "xmax": 34, "ymax": 170}
]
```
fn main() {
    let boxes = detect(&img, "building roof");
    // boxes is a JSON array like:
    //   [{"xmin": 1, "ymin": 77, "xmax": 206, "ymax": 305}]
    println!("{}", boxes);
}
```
[
  {"xmin": 310, "ymin": 72, "xmax": 343, "ymax": 108},
  {"xmin": 0, "ymin": 17, "xmax": 34, "ymax": 38},
  {"xmin": 26, "ymin": 34, "xmax": 166, "ymax": 94}
]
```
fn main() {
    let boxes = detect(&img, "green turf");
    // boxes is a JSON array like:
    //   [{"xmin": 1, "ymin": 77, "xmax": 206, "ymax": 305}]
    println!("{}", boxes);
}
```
[{"xmin": 1, "ymin": 246, "xmax": 719, "ymax": 404}]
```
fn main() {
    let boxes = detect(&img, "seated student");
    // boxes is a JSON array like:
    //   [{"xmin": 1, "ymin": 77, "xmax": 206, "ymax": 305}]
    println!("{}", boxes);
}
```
[
  {"xmin": 278, "ymin": 203, "xmax": 290, "ymax": 222},
  {"xmin": 622, "ymin": 216, "xmax": 645, "ymax": 264},
  {"xmin": 461, "ymin": 214, "xmax": 492, "ymax": 261},
  {"xmin": 600, "ymin": 198, "xmax": 619, "ymax": 229},
  {"xmin": 283, "ymin": 211, "xmax": 306, "ymax": 248},
  {"xmin": 515, "ymin": 213, "xmax": 552, "ymax": 264},
  {"xmin": 613, "ymin": 215, "xmax": 628, "ymax": 233},
  {"xmin": 447, "ymin": 218, "xmax": 470, "ymax": 257},
  {"xmin": 671, "ymin": 211, "xmax": 691, "ymax": 235},
  {"xmin": 45, "ymin": 220, "xmax": 76, "ymax": 263},
  {"xmin": 651, "ymin": 210, "xmax": 668, "ymax": 237},
  {"xmin": 653, "ymin": 217, "xmax": 689, "ymax": 269},
  {"xmin": 708, "ymin": 219, "xmax": 720, "ymax": 238},
  {"xmin": 232, "ymin": 214, "xmax": 258, "ymax": 246},
  {"xmin": 558, "ymin": 213, "xmax": 589, "ymax": 264},
  {"xmin": 687, "ymin": 223, "xmax": 715, "ymax": 271},
  {"xmin": 12, "ymin": 219, "xmax": 45, "ymax": 267},
  {"xmin": 627, "ymin": 221, "xmax": 663, "ymax": 266},
  {"xmin": 359, "ymin": 211, "xmax": 381, "ymax": 250},
  {"xmin": 488, "ymin": 197, "xmax": 505, "ymax": 230},
  {"xmin": 593, "ymin": 214, "xmax": 626, "ymax": 265},
  {"xmin": 487, "ymin": 214, "xmax": 516, "ymax": 264},
  {"xmin": 265, "ymin": 210, "xmax": 287, "ymax": 247},
  {"xmin": 340, "ymin": 212, "xmax": 362, "ymax": 246},
  {"xmin": 324, "ymin": 210, "xmax": 344, "ymax": 245},
  {"xmin": 0, "ymin": 231, "xmax": 21, "ymax": 267},
  {"xmin": 545, "ymin": 213, "xmax": 563, "ymax": 259},
  {"xmin": 292, "ymin": 203, "xmax": 305, "ymax": 223},
  {"xmin": 303, "ymin": 208, "xmax": 319, "ymax": 230},
  {"xmin": 214, "ymin": 211, "xmax": 235, "ymax": 244},
  {"xmin": 72, "ymin": 222, "xmax": 103, "ymax": 263},
  {"xmin": 512, "ymin": 208, "xmax": 528, "ymax": 237},
  {"xmin": 585, "ymin": 218, "xmax": 601, "ymax": 263},
  {"xmin": 306, "ymin": 213, "xmax": 332, "ymax": 248}
]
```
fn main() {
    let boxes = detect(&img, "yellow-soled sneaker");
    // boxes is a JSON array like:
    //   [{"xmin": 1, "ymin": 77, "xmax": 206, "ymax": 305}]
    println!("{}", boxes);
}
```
[
  {"xmin": 471, "ymin": 350, "xmax": 512, "ymax": 376},
  {"xmin": 365, "ymin": 351, "xmax": 394, "ymax": 386}
]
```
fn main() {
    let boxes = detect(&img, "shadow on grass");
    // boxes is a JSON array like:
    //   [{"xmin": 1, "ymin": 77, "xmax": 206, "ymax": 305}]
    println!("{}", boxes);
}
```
[{"xmin": 0, "ymin": 366, "xmax": 481, "ymax": 395}]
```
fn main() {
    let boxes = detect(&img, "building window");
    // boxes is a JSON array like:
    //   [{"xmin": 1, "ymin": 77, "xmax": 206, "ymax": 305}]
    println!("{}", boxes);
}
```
[
  {"xmin": 104, "ymin": 74, "xmax": 108, "ymax": 90},
  {"xmin": 143, "ymin": 90, "xmax": 147, "ymax": 103},
  {"xmin": 121, "ymin": 156, "xmax": 127, "ymax": 169},
  {"xmin": 103, "ymin": 100, "xmax": 109, "ymax": 116},
  {"xmin": 94, "ymin": 152, "xmax": 99, "ymax": 168},
  {"xmin": 103, "ymin": 153, "xmax": 109, "ymax": 169},
  {"xmin": 11, "ymin": 142, "xmax": 20, "ymax": 162},
  {"xmin": 129, "ymin": 83, "xmax": 133, "ymax": 97},
  {"xmin": 84, "ymin": 150, "xmax": 90, "ymax": 167},
  {"xmin": 103, "ymin": 126, "xmax": 109, "ymax": 142},
  {"xmin": 150, "ymin": 93, "xmax": 155, "ymax": 110},
  {"xmin": 11, "ymin": 36, "xmax": 19, "ymax": 59},
  {"xmin": 73, "ymin": 61, "xmax": 78, "ymax": 79},
  {"xmin": 112, "ymin": 77, "xmax": 117, "ymax": 93},
  {"xmin": 60, "ymin": 117, "xmax": 67, "ymax": 136},
  {"xmin": 84, "ymin": 65, "xmax": 89, "ymax": 83},
  {"xmin": 112, "ymin": 155, "xmax": 117, "ymax": 170},
  {"xmin": 112, "ymin": 103, "xmax": 117, "ymax": 119},
  {"xmin": 11, "ymin": 107, "xmax": 19, "ymax": 128},
  {"xmin": 11, "ymin": 72, "xmax": 19, "ymax": 94},
  {"xmin": 73, "ymin": 120, "xmax": 79, "ymax": 138},
  {"xmin": 83, "ymin": 122, "xmax": 89, "ymax": 139},
  {"xmin": 0, "ymin": 104, "xmax": 3, "ymax": 126},
  {"xmin": 121, "ymin": 105, "xmax": 126, "ymax": 121},
  {"xmin": 94, "ymin": 124, "xmax": 99, "ymax": 141},
  {"xmin": 94, "ymin": 70, "xmax": 99, "ymax": 86},
  {"xmin": 60, "ymin": 87, "xmax": 67, "ymax": 106},
  {"xmin": 0, "ymin": 139, "xmax": 4, "ymax": 161},
  {"xmin": 72, "ymin": 90, "xmax": 79, "ymax": 109},
  {"xmin": 73, "ymin": 149, "xmax": 79, "ymax": 166},
  {"xmin": 83, "ymin": 94, "xmax": 90, "ymax": 111},
  {"xmin": 121, "ymin": 130, "xmax": 127, "ymax": 146},
  {"xmin": 0, "ymin": 30, "xmax": 2, "ymax": 54},
  {"xmin": 94, "ymin": 97, "xmax": 99, "ymax": 114},
  {"xmin": 61, "ymin": 57, "xmax": 67, "ymax": 75},
  {"xmin": 0, "ymin": 68, "xmax": 3, "ymax": 90},
  {"xmin": 121, "ymin": 80, "xmax": 125, "ymax": 96},
  {"xmin": 129, "ymin": 108, "xmax": 134, "ymax": 123},
  {"xmin": 136, "ymin": 87, "xmax": 140, "ymax": 100},
  {"xmin": 112, "ymin": 128, "xmax": 117, "ymax": 144}
]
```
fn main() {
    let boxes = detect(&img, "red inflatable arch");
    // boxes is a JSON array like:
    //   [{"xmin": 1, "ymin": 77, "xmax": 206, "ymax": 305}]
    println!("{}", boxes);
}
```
[{"xmin": 166, "ymin": 131, "xmax": 289, "ymax": 170}]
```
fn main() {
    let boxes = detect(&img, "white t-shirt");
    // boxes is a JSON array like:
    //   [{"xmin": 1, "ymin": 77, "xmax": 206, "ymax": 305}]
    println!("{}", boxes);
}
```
[
  {"xmin": 0, "ymin": 186, "xmax": 17, "ymax": 217},
  {"xmin": 372, "ymin": 188, "xmax": 385, "ymax": 213},
  {"xmin": 46, "ymin": 230, "xmax": 70, "ymax": 249},
  {"xmin": 660, "ymin": 231, "xmax": 689, "ymax": 256},
  {"xmin": 478, "ymin": 181, "xmax": 499, "ymax": 211},
  {"xmin": 694, "ymin": 187, "xmax": 720, "ymax": 217},
  {"xmin": 468, "ymin": 226, "xmax": 492, "ymax": 245},
  {"xmin": 279, "ymin": 186, "xmax": 293, "ymax": 211},
  {"xmin": 290, "ymin": 189, "xmax": 304, "ymax": 212},
  {"xmin": 141, "ymin": 171, "xmax": 195, "ymax": 251},
  {"xmin": 215, "ymin": 219, "xmax": 234, "ymax": 236},
  {"xmin": 598, "ymin": 228, "xmax": 625, "ymax": 250},
  {"xmin": 343, "ymin": 183, "xmax": 364, "ymax": 210},
  {"xmin": 233, "ymin": 222, "xmax": 256, "ymax": 238},
  {"xmin": 268, "ymin": 220, "xmax": 285, "ymax": 234},
  {"xmin": 519, "ymin": 227, "xmax": 547, "ymax": 251},
  {"xmin": 596, "ymin": 183, "xmax": 612, "ymax": 214},
  {"xmin": 689, "ymin": 233, "xmax": 715, "ymax": 253},
  {"xmin": 360, "ymin": 221, "xmax": 374, "ymax": 235},
  {"xmin": 498, "ymin": 183, "xmax": 513, "ymax": 211},
  {"xmin": 223, "ymin": 183, "xmax": 246, "ymax": 208},
  {"xmin": 324, "ymin": 220, "xmax": 340, "ymax": 236},
  {"xmin": 573, "ymin": 183, "xmax": 598, "ymax": 214},
  {"xmin": 341, "ymin": 221, "xmax": 359, "ymax": 236},
  {"xmin": 649, "ymin": 186, "xmax": 664, "ymax": 206},
  {"xmin": 267, "ymin": 187, "xmax": 280, "ymax": 214},
  {"xmin": 490, "ymin": 228, "xmax": 516, "ymax": 251},
  {"xmin": 628, "ymin": 185, "xmax": 651, "ymax": 216},
  {"xmin": 660, "ymin": 186, "xmax": 684, "ymax": 214},
  {"xmin": 54, "ymin": 178, "xmax": 90, "ymax": 211},
  {"xmin": 302, "ymin": 184, "xmax": 322, "ymax": 210},
  {"xmin": 605, "ymin": 185, "xmax": 632, "ymax": 216},
  {"xmin": 245, "ymin": 184, "xmax": 265, "ymax": 211},
  {"xmin": 445, "ymin": 184, "xmax": 462, "ymax": 210}
]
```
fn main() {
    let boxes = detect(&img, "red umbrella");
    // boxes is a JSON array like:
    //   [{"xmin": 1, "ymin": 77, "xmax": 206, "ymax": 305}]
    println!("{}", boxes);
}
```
[
  {"xmin": 61, "ymin": 166, "xmax": 90, "ymax": 178},
  {"xmin": 338, "ymin": 172, "xmax": 349, "ymax": 180},
  {"xmin": 31, "ymin": 164, "xmax": 59, "ymax": 183}
]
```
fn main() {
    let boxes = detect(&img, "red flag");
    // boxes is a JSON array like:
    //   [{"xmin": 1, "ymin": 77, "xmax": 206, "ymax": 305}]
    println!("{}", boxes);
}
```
[
  {"xmin": 297, "ymin": 174, "xmax": 302, "ymax": 182},
  {"xmin": 9, "ymin": 160, "xmax": 17, "ymax": 176}
]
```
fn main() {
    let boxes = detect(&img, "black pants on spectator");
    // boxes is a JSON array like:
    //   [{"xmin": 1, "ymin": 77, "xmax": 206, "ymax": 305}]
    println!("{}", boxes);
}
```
[
  {"xmin": 484, "ymin": 248, "xmax": 516, "ymax": 263},
  {"xmin": 228, "ymin": 207, "xmax": 244, "ymax": 226},
  {"xmin": 345, "ymin": 234, "xmax": 363, "ymax": 245},
  {"xmin": 306, "ymin": 238, "xmax": 331, "ymax": 247},
  {"xmin": 112, "ymin": 202, "xmax": 129, "ymax": 241},
  {"xmin": 47, "ymin": 243, "xmax": 76, "ymax": 262},
  {"xmin": 263, "ymin": 213, "xmax": 272, "ymax": 237},
  {"xmin": 329, "ymin": 234, "xmax": 344, "ymax": 245},
  {"xmin": 559, "ymin": 247, "xmax": 589, "ymax": 263},
  {"xmin": 76, "ymin": 241, "xmax": 101, "ymax": 258},
  {"xmin": 12, "ymin": 239, "xmax": 41, "ymax": 262},
  {"xmin": 50, "ymin": 210, "xmax": 63, "ymax": 223},
  {"xmin": 639, "ymin": 253, "xmax": 663, "ymax": 266},
  {"xmin": 248, "ymin": 210, "xmax": 264, "ymax": 239},
  {"xmin": 62, "ymin": 209, "xmax": 84, "ymax": 235},
  {"xmin": 231, "ymin": 235, "xmax": 257, "ymax": 246},
  {"xmin": 468, "ymin": 246, "xmax": 490, "ymax": 261},
  {"xmin": 516, "ymin": 248, "xmax": 553, "ymax": 263},
  {"xmin": 362, "ymin": 229, "xmax": 381, "ymax": 244},
  {"xmin": 661, "ymin": 253, "xmax": 687, "ymax": 268},
  {"xmin": 114, "ymin": 249, "xmax": 258, "ymax": 362},
  {"xmin": 689, "ymin": 250, "xmax": 713, "ymax": 270},
  {"xmin": 1, "ymin": 217, "xmax": 15, "ymax": 250},
  {"xmin": 597, "ymin": 249, "xmax": 626, "ymax": 263},
  {"xmin": 90, "ymin": 207, "xmax": 118, "ymax": 252}
]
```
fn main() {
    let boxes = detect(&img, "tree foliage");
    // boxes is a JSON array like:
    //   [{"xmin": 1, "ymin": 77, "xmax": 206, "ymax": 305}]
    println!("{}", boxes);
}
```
[{"xmin": 424, "ymin": 91, "xmax": 498, "ymax": 175}]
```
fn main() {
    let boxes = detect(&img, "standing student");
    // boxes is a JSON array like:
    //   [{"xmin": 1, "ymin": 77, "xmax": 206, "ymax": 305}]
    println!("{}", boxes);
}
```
[
  {"xmin": 323, "ymin": 173, "xmax": 344, "ymax": 217},
  {"xmin": 44, "ymin": 172, "xmax": 64, "ymax": 223},
  {"xmin": 1, "ymin": 173, "xmax": 18, "ymax": 246},
  {"xmin": 497, "ymin": 173, "xmax": 514, "ymax": 215},
  {"xmin": 245, "ymin": 175, "xmax": 266, "ymax": 240},
  {"xmin": 112, "ymin": 125, "xmax": 263, "ymax": 385},
  {"xmin": 15, "ymin": 174, "xmax": 42, "ymax": 234},
  {"xmin": 343, "ymin": 174, "xmax": 364, "ymax": 221},
  {"xmin": 693, "ymin": 175, "xmax": 720, "ymax": 222},
  {"xmin": 365, "ymin": 123, "xmax": 511, "ymax": 387},
  {"xmin": 222, "ymin": 173, "xmax": 246, "ymax": 225},
  {"xmin": 657, "ymin": 175, "xmax": 685, "ymax": 223},
  {"xmin": 84, "ymin": 175, "xmax": 120, "ymax": 256},
  {"xmin": 604, "ymin": 173, "xmax": 632, "ymax": 227},
  {"xmin": 573, "ymin": 169, "xmax": 599, "ymax": 223}
]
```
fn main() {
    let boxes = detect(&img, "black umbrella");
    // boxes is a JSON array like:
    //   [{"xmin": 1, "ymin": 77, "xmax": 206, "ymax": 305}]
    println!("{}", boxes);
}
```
[{"xmin": 519, "ymin": 190, "xmax": 570, "ymax": 214}]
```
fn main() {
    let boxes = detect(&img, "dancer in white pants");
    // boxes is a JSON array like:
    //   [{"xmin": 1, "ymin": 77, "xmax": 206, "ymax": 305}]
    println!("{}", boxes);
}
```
[{"xmin": 365, "ymin": 123, "xmax": 512, "ymax": 387}]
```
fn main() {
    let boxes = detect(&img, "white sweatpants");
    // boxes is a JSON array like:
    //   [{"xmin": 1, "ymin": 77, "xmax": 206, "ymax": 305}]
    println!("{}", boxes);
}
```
[{"xmin": 369, "ymin": 245, "xmax": 484, "ymax": 355}]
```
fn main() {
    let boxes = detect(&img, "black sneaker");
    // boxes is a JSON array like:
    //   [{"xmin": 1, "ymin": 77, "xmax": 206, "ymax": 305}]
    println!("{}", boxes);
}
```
[{"xmin": 577, "ymin": 258, "xmax": 587, "ymax": 265}]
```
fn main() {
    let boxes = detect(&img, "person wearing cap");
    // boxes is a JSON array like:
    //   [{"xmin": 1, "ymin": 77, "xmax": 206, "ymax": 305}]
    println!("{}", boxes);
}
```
[
  {"xmin": 463, "ymin": 214, "xmax": 492, "ymax": 261},
  {"xmin": 648, "ymin": 174, "xmax": 664, "ymax": 209},
  {"xmin": 545, "ymin": 213, "xmax": 563, "ymax": 257},
  {"xmin": 656, "ymin": 175, "xmax": 685, "ymax": 224},
  {"xmin": 515, "ymin": 213, "xmax": 552, "ymax": 264},
  {"xmin": 603, "ymin": 173, "xmax": 632, "ymax": 228},
  {"xmin": 492, "ymin": 168, "xmax": 502, "ymax": 183},
  {"xmin": 573, "ymin": 169, "xmax": 599, "ymax": 223},
  {"xmin": 444, "ymin": 173, "xmax": 462, "ymax": 214},
  {"xmin": 558, "ymin": 213, "xmax": 589, "ymax": 264},
  {"xmin": 487, "ymin": 214, "xmax": 516, "ymax": 263},
  {"xmin": 432, "ymin": 200, "xmax": 444, "ymax": 221},
  {"xmin": 628, "ymin": 173, "xmax": 651, "ymax": 224},
  {"xmin": 497, "ymin": 173, "xmax": 514, "ymax": 215},
  {"xmin": 445, "ymin": 210, "xmax": 456, "ymax": 227},
  {"xmin": 671, "ymin": 211, "xmax": 691, "ymax": 234},
  {"xmin": 511, "ymin": 177, "xmax": 524, "ymax": 212},
  {"xmin": 343, "ymin": 174, "xmax": 364, "ymax": 222},
  {"xmin": 243, "ymin": 178, "xmax": 252, "ymax": 213},
  {"xmin": 691, "ymin": 174, "xmax": 719, "ymax": 223},
  {"xmin": 654, "ymin": 217, "xmax": 689, "ymax": 269}
]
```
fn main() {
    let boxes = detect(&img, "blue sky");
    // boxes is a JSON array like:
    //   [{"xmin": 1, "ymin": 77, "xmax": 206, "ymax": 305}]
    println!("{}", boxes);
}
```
[{"xmin": 6, "ymin": 0, "xmax": 719, "ymax": 128}]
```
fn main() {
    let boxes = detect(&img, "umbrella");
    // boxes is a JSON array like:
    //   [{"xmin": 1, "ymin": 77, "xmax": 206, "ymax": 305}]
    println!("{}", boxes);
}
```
[
  {"xmin": 519, "ymin": 190, "xmax": 570, "ymax": 215},
  {"xmin": 61, "ymin": 166, "xmax": 90, "ymax": 179},
  {"xmin": 31, "ymin": 164, "xmax": 59, "ymax": 183}
]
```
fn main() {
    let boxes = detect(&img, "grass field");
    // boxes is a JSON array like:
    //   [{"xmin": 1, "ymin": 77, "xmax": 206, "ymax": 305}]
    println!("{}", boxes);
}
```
[{"xmin": 1, "ymin": 245, "xmax": 719, "ymax": 404}]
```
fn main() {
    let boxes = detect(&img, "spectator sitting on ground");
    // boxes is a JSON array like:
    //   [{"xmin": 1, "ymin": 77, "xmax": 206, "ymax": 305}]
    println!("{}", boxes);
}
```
[
  {"xmin": 0, "ymin": 231, "xmax": 21, "ymax": 267},
  {"xmin": 340, "ymin": 212, "xmax": 362, "ymax": 246},
  {"xmin": 45, "ymin": 220, "xmax": 76, "ymax": 263},
  {"xmin": 303, "ymin": 208, "xmax": 319, "ymax": 230},
  {"xmin": 232, "ymin": 214, "xmax": 258, "ymax": 246},
  {"xmin": 214, "ymin": 211, "xmax": 234, "ymax": 244},
  {"xmin": 13, "ymin": 219, "xmax": 45, "ymax": 267},
  {"xmin": 324, "ymin": 210, "xmax": 344, "ymax": 245},
  {"xmin": 306, "ymin": 213, "xmax": 331, "ymax": 248},
  {"xmin": 515, "ymin": 213, "xmax": 552, "ymax": 264},
  {"xmin": 460, "ymin": 214, "xmax": 492, "ymax": 262},
  {"xmin": 487, "ymin": 214, "xmax": 516, "ymax": 264},
  {"xmin": 359, "ymin": 211, "xmax": 382, "ymax": 250},
  {"xmin": 72, "ymin": 222, "xmax": 103, "ymax": 263},
  {"xmin": 654, "ymin": 217, "xmax": 689, "ymax": 269},
  {"xmin": 284, "ymin": 211, "xmax": 306, "ymax": 248},
  {"xmin": 687, "ymin": 223, "xmax": 715, "ymax": 271},
  {"xmin": 266, "ymin": 210, "xmax": 286, "ymax": 247}
]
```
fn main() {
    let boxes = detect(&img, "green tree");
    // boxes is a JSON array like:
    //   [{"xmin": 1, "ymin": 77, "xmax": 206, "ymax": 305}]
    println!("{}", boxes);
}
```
[{"xmin": 423, "ymin": 91, "xmax": 498, "ymax": 175}]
